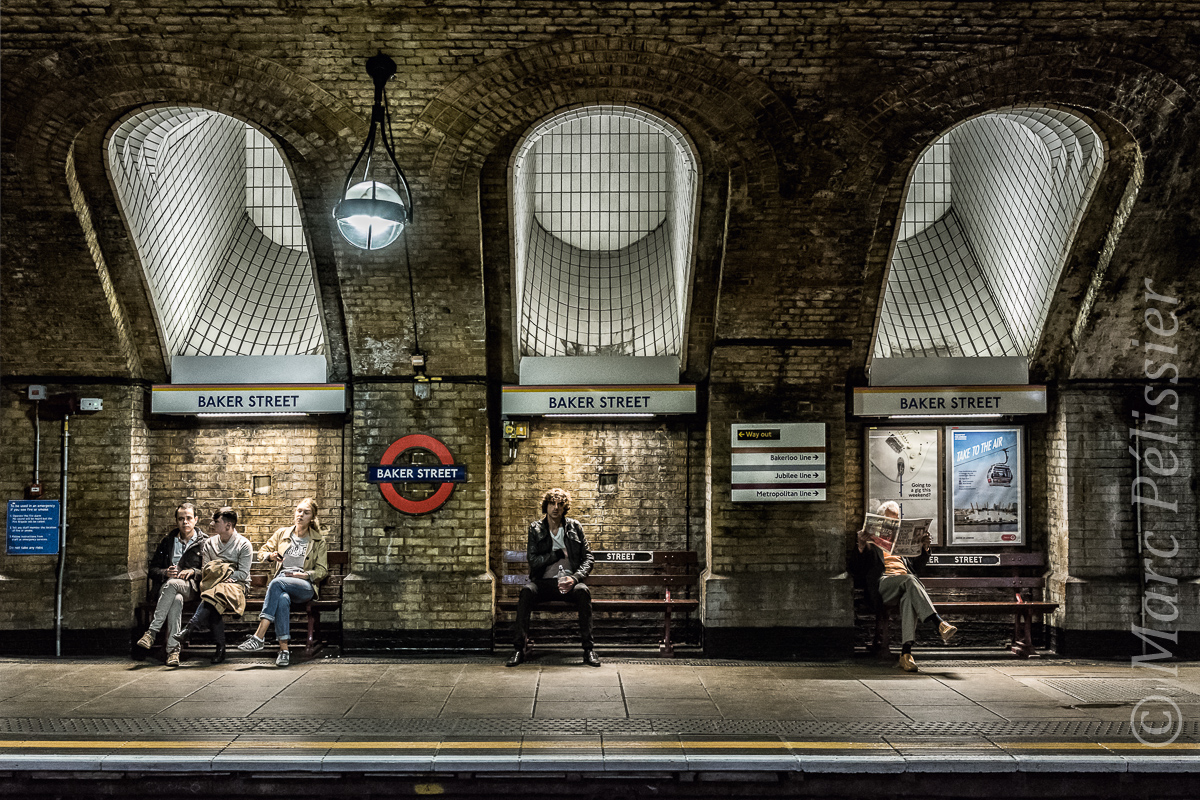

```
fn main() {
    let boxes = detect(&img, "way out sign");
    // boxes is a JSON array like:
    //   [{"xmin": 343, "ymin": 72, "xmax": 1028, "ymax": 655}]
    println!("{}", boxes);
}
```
[
  {"xmin": 731, "ymin": 423, "xmax": 827, "ymax": 502},
  {"xmin": 369, "ymin": 434, "xmax": 467, "ymax": 515}
]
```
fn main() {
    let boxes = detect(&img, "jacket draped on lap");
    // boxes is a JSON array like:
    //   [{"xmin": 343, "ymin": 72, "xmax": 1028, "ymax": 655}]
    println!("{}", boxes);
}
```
[{"xmin": 199, "ymin": 561, "xmax": 246, "ymax": 616}]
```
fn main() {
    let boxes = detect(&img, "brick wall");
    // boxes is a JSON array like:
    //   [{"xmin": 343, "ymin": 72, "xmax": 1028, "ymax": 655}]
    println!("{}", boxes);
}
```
[
  {"xmin": 2, "ymin": 2, "xmax": 1199, "ymax": 657},
  {"xmin": 346, "ymin": 382, "xmax": 492, "ymax": 648}
]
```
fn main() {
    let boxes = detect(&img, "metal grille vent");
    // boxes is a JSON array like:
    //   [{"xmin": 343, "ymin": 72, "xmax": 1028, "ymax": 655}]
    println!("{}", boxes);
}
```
[{"xmin": 1041, "ymin": 678, "xmax": 1200, "ymax": 704}]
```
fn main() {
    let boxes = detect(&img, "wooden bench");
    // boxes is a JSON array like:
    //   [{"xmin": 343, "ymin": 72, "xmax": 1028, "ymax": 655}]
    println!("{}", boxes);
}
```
[
  {"xmin": 868, "ymin": 552, "xmax": 1058, "ymax": 658},
  {"xmin": 134, "ymin": 550, "xmax": 348, "ymax": 660},
  {"xmin": 497, "ymin": 549, "xmax": 700, "ymax": 656}
]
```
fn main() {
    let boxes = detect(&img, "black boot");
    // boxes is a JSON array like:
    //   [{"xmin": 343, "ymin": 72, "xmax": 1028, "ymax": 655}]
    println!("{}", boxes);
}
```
[
  {"xmin": 211, "ymin": 642, "xmax": 226, "ymax": 665},
  {"xmin": 172, "ymin": 623, "xmax": 196, "ymax": 651}
]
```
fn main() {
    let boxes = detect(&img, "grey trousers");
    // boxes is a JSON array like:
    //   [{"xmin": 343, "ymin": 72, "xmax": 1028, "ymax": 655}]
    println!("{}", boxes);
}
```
[
  {"xmin": 149, "ymin": 578, "xmax": 197, "ymax": 645},
  {"xmin": 878, "ymin": 573, "xmax": 936, "ymax": 644}
]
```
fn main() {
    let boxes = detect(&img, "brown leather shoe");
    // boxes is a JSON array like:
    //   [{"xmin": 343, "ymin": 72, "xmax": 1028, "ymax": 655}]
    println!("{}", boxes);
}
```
[
  {"xmin": 165, "ymin": 650, "xmax": 181, "ymax": 667},
  {"xmin": 898, "ymin": 653, "xmax": 918, "ymax": 672},
  {"xmin": 938, "ymin": 621, "xmax": 958, "ymax": 644}
]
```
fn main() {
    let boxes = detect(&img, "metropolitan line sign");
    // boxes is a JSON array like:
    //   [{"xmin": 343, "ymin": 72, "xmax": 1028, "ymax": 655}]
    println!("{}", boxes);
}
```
[{"xmin": 731, "ymin": 423, "xmax": 827, "ymax": 502}]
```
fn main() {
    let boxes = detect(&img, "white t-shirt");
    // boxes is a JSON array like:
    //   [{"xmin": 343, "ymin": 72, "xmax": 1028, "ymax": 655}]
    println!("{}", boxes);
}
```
[{"xmin": 281, "ymin": 536, "xmax": 310, "ymax": 573}]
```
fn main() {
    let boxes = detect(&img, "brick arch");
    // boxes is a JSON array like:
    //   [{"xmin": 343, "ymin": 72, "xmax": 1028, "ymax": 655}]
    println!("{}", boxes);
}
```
[
  {"xmin": 844, "ymin": 42, "xmax": 1199, "ymax": 371},
  {"xmin": 414, "ymin": 36, "xmax": 801, "ymax": 199},
  {"xmin": 0, "ymin": 39, "xmax": 363, "ymax": 379},
  {"xmin": 2, "ymin": 39, "xmax": 362, "ymax": 194}
]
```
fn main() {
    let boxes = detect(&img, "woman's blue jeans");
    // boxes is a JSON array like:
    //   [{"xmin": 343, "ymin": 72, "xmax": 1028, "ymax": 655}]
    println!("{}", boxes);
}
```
[{"xmin": 259, "ymin": 576, "xmax": 315, "ymax": 642}]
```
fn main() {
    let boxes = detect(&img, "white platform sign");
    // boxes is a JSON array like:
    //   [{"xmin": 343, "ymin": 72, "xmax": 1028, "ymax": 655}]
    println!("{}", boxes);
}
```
[
  {"xmin": 501, "ymin": 385, "xmax": 696, "ymax": 416},
  {"xmin": 731, "ymin": 423, "xmax": 827, "ymax": 502},
  {"xmin": 853, "ymin": 385, "xmax": 1047, "ymax": 417},
  {"xmin": 151, "ymin": 384, "xmax": 346, "ymax": 415}
]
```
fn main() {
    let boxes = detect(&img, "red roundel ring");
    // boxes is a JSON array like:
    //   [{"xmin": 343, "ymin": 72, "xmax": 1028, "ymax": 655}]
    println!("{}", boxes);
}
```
[{"xmin": 378, "ymin": 433, "xmax": 457, "ymax": 515}]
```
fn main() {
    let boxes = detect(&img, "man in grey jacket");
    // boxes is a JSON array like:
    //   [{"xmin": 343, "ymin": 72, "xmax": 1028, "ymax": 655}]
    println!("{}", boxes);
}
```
[{"xmin": 507, "ymin": 488, "xmax": 599, "ymax": 668}]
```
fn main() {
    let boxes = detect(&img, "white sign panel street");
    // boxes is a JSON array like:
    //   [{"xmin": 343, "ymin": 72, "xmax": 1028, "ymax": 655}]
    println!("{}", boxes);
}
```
[
  {"xmin": 151, "ymin": 384, "xmax": 346, "ymax": 415},
  {"xmin": 731, "ymin": 423, "xmax": 826, "ymax": 502},
  {"xmin": 501, "ymin": 385, "xmax": 696, "ymax": 415},
  {"xmin": 852, "ymin": 386, "xmax": 1047, "ymax": 416}
]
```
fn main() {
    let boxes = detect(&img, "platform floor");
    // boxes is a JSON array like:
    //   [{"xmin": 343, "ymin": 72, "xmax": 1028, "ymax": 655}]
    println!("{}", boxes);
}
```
[{"xmin": 2, "ymin": 649, "xmax": 1199, "ymax": 796}]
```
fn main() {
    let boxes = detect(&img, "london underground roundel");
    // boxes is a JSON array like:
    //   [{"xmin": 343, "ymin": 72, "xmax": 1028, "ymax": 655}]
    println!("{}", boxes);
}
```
[{"xmin": 369, "ymin": 434, "xmax": 467, "ymax": 515}]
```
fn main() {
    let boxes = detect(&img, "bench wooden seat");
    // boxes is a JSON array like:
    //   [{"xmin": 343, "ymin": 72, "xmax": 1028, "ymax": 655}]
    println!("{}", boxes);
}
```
[
  {"xmin": 867, "ymin": 552, "xmax": 1059, "ymax": 658},
  {"xmin": 497, "ymin": 550, "xmax": 699, "ymax": 656},
  {"xmin": 134, "ymin": 550, "xmax": 348, "ymax": 660}
]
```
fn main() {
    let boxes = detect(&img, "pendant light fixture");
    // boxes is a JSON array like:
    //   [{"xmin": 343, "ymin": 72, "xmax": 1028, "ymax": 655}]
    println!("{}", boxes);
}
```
[{"xmin": 333, "ymin": 52, "xmax": 413, "ymax": 250}]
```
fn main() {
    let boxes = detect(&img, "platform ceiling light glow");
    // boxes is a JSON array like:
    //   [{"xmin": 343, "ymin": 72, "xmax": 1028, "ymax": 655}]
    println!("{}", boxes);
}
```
[
  {"xmin": 876, "ymin": 107, "xmax": 1103, "ymax": 360},
  {"xmin": 333, "ymin": 52, "xmax": 413, "ymax": 250}
]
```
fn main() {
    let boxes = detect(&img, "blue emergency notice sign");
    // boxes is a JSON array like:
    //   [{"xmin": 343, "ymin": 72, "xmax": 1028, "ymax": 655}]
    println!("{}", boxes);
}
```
[{"xmin": 6, "ymin": 500, "xmax": 60, "ymax": 555}]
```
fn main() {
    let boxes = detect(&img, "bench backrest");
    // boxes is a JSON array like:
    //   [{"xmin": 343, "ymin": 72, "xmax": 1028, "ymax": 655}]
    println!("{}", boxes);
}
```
[
  {"xmin": 500, "ymin": 550, "xmax": 698, "ymax": 589},
  {"xmin": 919, "ymin": 551, "xmax": 1048, "ymax": 598},
  {"xmin": 250, "ymin": 550, "xmax": 350, "ymax": 597}
]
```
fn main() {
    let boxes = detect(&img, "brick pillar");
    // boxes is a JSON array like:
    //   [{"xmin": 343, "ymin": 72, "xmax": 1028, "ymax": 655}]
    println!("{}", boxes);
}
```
[
  {"xmin": 701, "ymin": 348, "xmax": 855, "ymax": 659},
  {"xmin": 1046, "ymin": 385, "xmax": 1199, "ymax": 658}
]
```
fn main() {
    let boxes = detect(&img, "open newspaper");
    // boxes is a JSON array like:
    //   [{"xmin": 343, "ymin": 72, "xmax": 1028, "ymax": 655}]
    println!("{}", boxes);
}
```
[{"xmin": 863, "ymin": 513, "xmax": 933, "ymax": 558}]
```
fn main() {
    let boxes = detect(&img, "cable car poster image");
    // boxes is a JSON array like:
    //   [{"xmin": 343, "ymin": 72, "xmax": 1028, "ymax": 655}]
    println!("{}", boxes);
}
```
[{"xmin": 947, "ymin": 427, "xmax": 1024, "ymax": 546}]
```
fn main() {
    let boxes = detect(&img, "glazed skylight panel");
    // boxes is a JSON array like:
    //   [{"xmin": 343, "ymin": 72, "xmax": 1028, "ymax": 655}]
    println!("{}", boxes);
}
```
[
  {"xmin": 876, "ymin": 107, "xmax": 1102, "ymax": 361},
  {"xmin": 108, "ymin": 106, "xmax": 325, "ymax": 362}
]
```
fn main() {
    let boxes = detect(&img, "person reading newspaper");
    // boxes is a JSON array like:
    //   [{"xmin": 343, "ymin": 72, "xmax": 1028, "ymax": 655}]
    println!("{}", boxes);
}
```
[{"xmin": 850, "ymin": 501, "xmax": 956, "ymax": 672}]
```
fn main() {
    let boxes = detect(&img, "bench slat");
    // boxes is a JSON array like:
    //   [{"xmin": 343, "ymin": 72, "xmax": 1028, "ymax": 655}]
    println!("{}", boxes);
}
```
[
  {"xmin": 935, "ymin": 601, "xmax": 1059, "ymax": 614},
  {"xmin": 499, "ymin": 599, "xmax": 700, "ymax": 612},
  {"xmin": 501, "ymin": 574, "xmax": 696, "ymax": 587},
  {"xmin": 922, "ymin": 577, "xmax": 1046, "ymax": 589}
]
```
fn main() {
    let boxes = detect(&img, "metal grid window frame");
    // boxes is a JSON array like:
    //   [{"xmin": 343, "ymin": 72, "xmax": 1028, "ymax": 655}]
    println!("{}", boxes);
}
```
[
  {"xmin": 876, "ymin": 107, "xmax": 1104, "ymax": 360},
  {"xmin": 107, "ymin": 106, "xmax": 324, "ymax": 360},
  {"xmin": 512, "ymin": 105, "xmax": 698, "ymax": 359}
]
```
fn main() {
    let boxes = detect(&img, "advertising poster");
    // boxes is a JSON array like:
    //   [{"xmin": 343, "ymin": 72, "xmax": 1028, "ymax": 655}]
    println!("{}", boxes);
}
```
[
  {"xmin": 947, "ymin": 427, "xmax": 1024, "ymax": 545},
  {"xmin": 866, "ymin": 428, "xmax": 941, "ymax": 544}
]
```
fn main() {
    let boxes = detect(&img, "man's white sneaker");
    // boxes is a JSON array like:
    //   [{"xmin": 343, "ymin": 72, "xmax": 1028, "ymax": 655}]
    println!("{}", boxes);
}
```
[
  {"xmin": 276, "ymin": 650, "xmax": 290, "ymax": 667},
  {"xmin": 237, "ymin": 636, "xmax": 265, "ymax": 652}
]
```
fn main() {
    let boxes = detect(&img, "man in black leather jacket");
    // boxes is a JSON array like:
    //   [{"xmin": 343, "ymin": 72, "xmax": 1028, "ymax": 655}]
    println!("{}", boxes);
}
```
[
  {"xmin": 135, "ymin": 503, "xmax": 208, "ymax": 659},
  {"xmin": 507, "ymin": 488, "xmax": 600, "ymax": 667}
]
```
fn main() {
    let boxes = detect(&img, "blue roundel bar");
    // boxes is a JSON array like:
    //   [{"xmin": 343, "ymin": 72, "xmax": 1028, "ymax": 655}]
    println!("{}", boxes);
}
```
[{"xmin": 368, "ymin": 464, "xmax": 468, "ymax": 483}]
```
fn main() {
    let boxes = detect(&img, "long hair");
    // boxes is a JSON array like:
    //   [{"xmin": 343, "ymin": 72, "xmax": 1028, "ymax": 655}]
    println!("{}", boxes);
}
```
[
  {"xmin": 541, "ymin": 488, "xmax": 571, "ymax": 515},
  {"xmin": 297, "ymin": 497, "xmax": 323, "ymax": 534}
]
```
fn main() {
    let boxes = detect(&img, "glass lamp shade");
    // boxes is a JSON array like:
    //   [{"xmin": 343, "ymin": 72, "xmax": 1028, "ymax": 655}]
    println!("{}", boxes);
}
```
[{"xmin": 334, "ymin": 181, "xmax": 408, "ymax": 250}]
